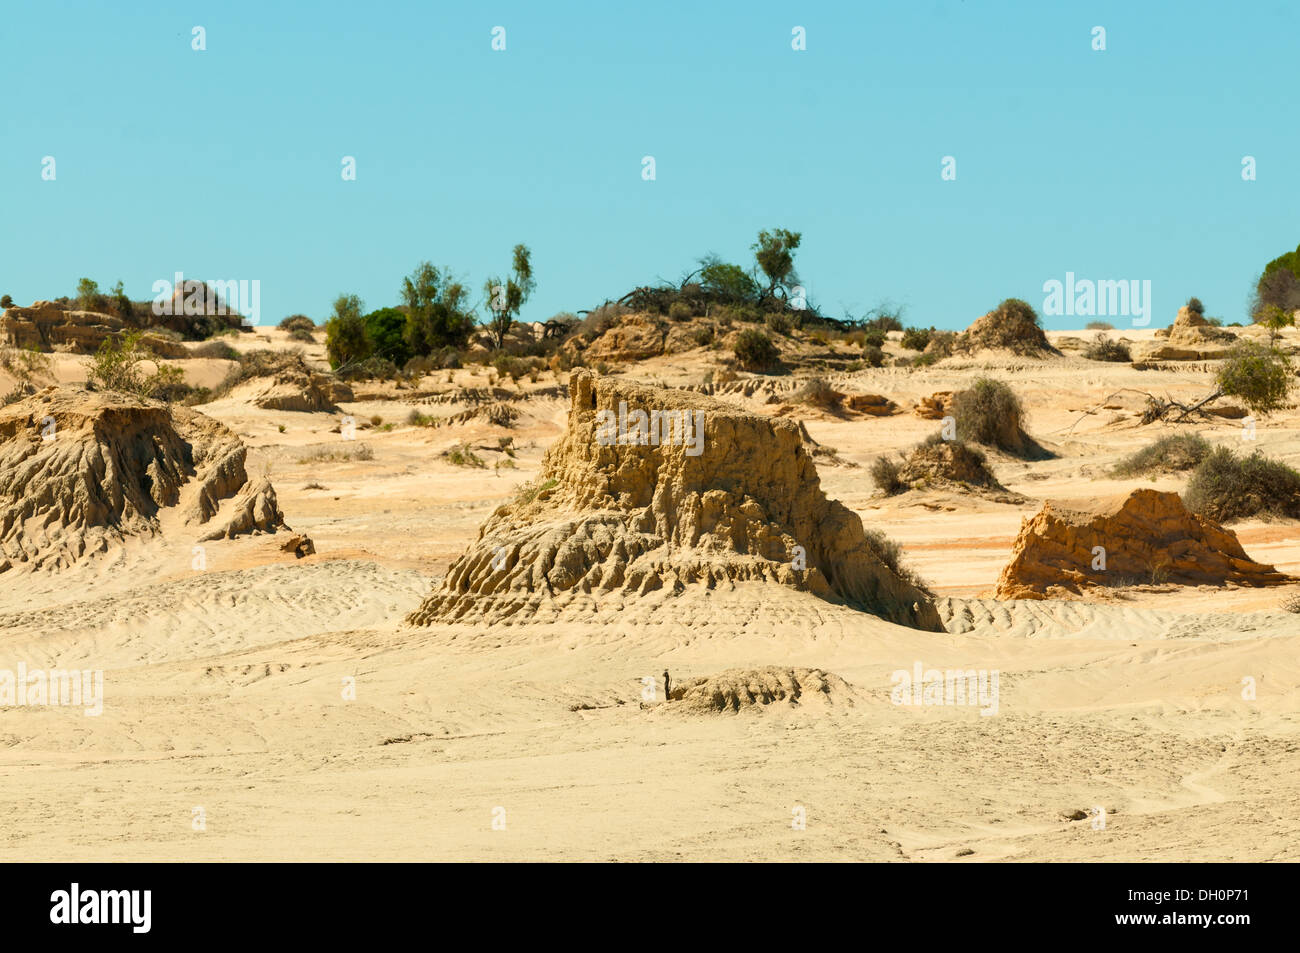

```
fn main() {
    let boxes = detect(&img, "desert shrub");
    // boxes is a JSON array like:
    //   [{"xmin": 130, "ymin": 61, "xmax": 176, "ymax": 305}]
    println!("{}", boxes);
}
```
[
  {"xmin": 668, "ymin": 302, "xmax": 693, "ymax": 322},
  {"xmin": 85, "ymin": 331, "xmax": 188, "ymax": 401},
  {"xmin": 1085, "ymin": 321, "xmax": 1114, "ymax": 331},
  {"xmin": 692, "ymin": 325, "xmax": 715, "ymax": 347},
  {"xmin": 911, "ymin": 351, "xmax": 940, "ymax": 368},
  {"xmin": 952, "ymin": 378, "xmax": 1025, "ymax": 451},
  {"xmin": 1283, "ymin": 593, "xmax": 1300, "ymax": 614},
  {"xmin": 0, "ymin": 295, "xmax": 13, "ymax": 309},
  {"xmin": 793, "ymin": 377, "xmax": 842, "ymax": 409},
  {"xmin": 862, "ymin": 328, "xmax": 887, "ymax": 349},
  {"xmin": 732, "ymin": 329, "xmax": 779, "ymax": 370},
  {"xmin": 925, "ymin": 330, "xmax": 956, "ymax": 358},
  {"xmin": 870, "ymin": 456, "xmax": 904, "ymax": 495},
  {"xmin": 1216, "ymin": 342, "xmax": 1294, "ymax": 414},
  {"xmin": 1183, "ymin": 448, "xmax": 1300, "ymax": 521},
  {"xmin": 444, "ymin": 443, "xmax": 486, "ymax": 468},
  {"xmin": 765, "ymin": 311, "xmax": 793, "ymax": 335},
  {"xmin": 188, "ymin": 339, "xmax": 240, "ymax": 360},
  {"xmin": 337, "ymin": 356, "xmax": 398, "ymax": 381},
  {"xmin": 862, "ymin": 528, "xmax": 931, "ymax": 594},
  {"xmin": 864, "ymin": 311, "xmax": 904, "ymax": 333},
  {"xmin": 862, "ymin": 344, "xmax": 886, "ymax": 367},
  {"xmin": 991, "ymin": 297, "xmax": 1041, "ymax": 328},
  {"xmin": 1185, "ymin": 296, "xmax": 1205, "ymax": 316},
  {"xmin": 900, "ymin": 326, "xmax": 932, "ymax": 351},
  {"xmin": 1112, "ymin": 433, "xmax": 1212, "ymax": 477},
  {"xmin": 1083, "ymin": 332, "xmax": 1132, "ymax": 362},
  {"xmin": 808, "ymin": 328, "xmax": 830, "ymax": 346},
  {"xmin": 297, "ymin": 443, "xmax": 373, "ymax": 464},
  {"xmin": 578, "ymin": 302, "xmax": 628, "ymax": 340},
  {"xmin": 289, "ymin": 328, "xmax": 316, "ymax": 343},
  {"xmin": 325, "ymin": 294, "xmax": 370, "ymax": 369},
  {"xmin": 842, "ymin": 330, "xmax": 866, "ymax": 347},
  {"xmin": 279, "ymin": 315, "xmax": 315, "ymax": 332}
]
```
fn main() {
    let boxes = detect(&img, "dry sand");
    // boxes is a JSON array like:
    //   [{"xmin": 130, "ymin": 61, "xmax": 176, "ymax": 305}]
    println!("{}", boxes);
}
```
[{"xmin": 2, "ymin": 326, "xmax": 1298, "ymax": 861}]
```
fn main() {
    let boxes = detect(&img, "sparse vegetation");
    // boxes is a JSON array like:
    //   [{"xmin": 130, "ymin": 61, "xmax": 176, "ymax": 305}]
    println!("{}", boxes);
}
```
[
  {"xmin": 444, "ymin": 443, "xmax": 486, "ymax": 468},
  {"xmin": 1112, "ymin": 433, "xmax": 1213, "ymax": 477},
  {"xmin": 296, "ymin": 443, "xmax": 374, "ymax": 464},
  {"xmin": 733, "ymin": 329, "xmax": 779, "ymax": 371},
  {"xmin": 1183, "ymin": 448, "xmax": 1300, "ymax": 522},
  {"xmin": 862, "ymin": 528, "xmax": 932, "ymax": 595},
  {"xmin": 1083, "ymin": 332, "xmax": 1132, "ymax": 363},
  {"xmin": 279, "ymin": 315, "xmax": 315, "ymax": 333},
  {"xmin": 870, "ymin": 456, "xmax": 904, "ymax": 495},
  {"xmin": 900, "ymin": 327, "xmax": 932, "ymax": 351},
  {"xmin": 952, "ymin": 378, "xmax": 1028, "ymax": 453},
  {"xmin": 84, "ymin": 331, "xmax": 189, "ymax": 401},
  {"xmin": 1216, "ymin": 342, "xmax": 1293, "ymax": 415}
]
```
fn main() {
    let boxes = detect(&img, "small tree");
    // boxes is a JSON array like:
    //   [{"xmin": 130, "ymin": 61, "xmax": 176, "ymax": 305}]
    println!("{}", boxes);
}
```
[
  {"xmin": 110, "ymin": 280, "xmax": 133, "ymax": 320},
  {"xmin": 76, "ymin": 277, "xmax": 101, "ymax": 312},
  {"xmin": 698, "ymin": 255, "xmax": 758, "ymax": 302},
  {"xmin": 484, "ymin": 244, "xmax": 535, "ymax": 350},
  {"xmin": 324, "ymin": 293, "xmax": 370, "ymax": 369},
  {"xmin": 402, "ymin": 262, "xmax": 474, "ymax": 356},
  {"xmin": 1260, "ymin": 305, "xmax": 1295, "ymax": 346},
  {"xmin": 752, "ymin": 228, "xmax": 801, "ymax": 299},
  {"xmin": 362, "ymin": 307, "xmax": 413, "ymax": 366}
]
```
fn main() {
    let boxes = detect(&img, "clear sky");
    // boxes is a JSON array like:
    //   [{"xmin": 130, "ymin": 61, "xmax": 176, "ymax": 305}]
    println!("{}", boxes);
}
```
[{"xmin": 3, "ymin": 0, "xmax": 1297, "ymax": 330}]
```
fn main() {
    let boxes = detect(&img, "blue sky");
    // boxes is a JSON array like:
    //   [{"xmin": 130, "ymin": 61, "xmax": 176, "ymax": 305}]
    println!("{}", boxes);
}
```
[{"xmin": 2, "ymin": 0, "xmax": 1297, "ymax": 330}]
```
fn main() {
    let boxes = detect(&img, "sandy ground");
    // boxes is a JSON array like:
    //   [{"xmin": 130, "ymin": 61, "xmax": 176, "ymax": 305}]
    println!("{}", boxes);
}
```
[{"xmin": 2, "ymin": 327, "xmax": 1298, "ymax": 861}]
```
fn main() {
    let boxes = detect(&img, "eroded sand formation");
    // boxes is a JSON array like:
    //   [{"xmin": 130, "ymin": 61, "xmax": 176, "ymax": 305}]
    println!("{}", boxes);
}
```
[
  {"xmin": 996, "ymin": 488, "xmax": 1293, "ymax": 599},
  {"xmin": 669, "ymin": 667, "xmax": 854, "ymax": 713},
  {"xmin": 408, "ymin": 370, "xmax": 942, "ymax": 629},
  {"xmin": 0, "ymin": 385, "xmax": 284, "ymax": 572}
]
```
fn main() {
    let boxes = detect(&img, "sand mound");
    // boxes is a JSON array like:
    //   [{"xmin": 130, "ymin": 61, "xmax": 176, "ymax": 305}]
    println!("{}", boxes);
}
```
[
  {"xmin": 0, "ymin": 385, "xmax": 284, "ymax": 572},
  {"xmin": 670, "ymin": 667, "xmax": 853, "ymax": 713},
  {"xmin": 407, "ymin": 369, "xmax": 941, "ymax": 629},
  {"xmin": 952, "ymin": 301, "xmax": 1060, "ymax": 357},
  {"xmin": 898, "ymin": 438, "xmax": 1007, "ymax": 492},
  {"xmin": 996, "ymin": 488, "xmax": 1292, "ymax": 600},
  {"xmin": 226, "ymin": 353, "xmax": 342, "ymax": 412},
  {"xmin": 1143, "ymin": 305, "xmax": 1237, "ymax": 360}
]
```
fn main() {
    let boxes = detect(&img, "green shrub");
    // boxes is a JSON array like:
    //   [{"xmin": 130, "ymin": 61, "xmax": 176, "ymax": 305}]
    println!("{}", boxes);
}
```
[
  {"xmin": 692, "ymin": 325, "xmax": 715, "ymax": 347},
  {"xmin": 1085, "ymin": 321, "xmax": 1114, "ymax": 331},
  {"xmin": 1185, "ymin": 297, "xmax": 1205, "ymax": 316},
  {"xmin": 900, "ymin": 326, "xmax": 932, "ymax": 351},
  {"xmin": 862, "ymin": 328, "xmax": 887, "ymax": 349},
  {"xmin": 668, "ymin": 302, "xmax": 693, "ymax": 322},
  {"xmin": 1183, "ymin": 448, "xmax": 1300, "ymax": 521},
  {"xmin": 733, "ymin": 329, "xmax": 779, "ymax": 370},
  {"xmin": 1112, "ymin": 433, "xmax": 1212, "ymax": 477},
  {"xmin": 862, "ymin": 344, "xmax": 886, "ymax": 367},
  {"xmin": 289, "ymin": 328, "xmax": 316, "ymax": 343},
  {"xmin": 1217, "ymin": 342, "xmax": 1294, "ymax": 415},
  {"xmin": 362, "ymin": 307, "xmax": 413, "ymax": 367}
]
